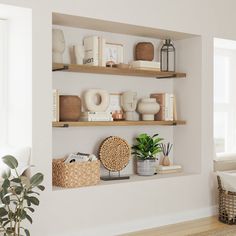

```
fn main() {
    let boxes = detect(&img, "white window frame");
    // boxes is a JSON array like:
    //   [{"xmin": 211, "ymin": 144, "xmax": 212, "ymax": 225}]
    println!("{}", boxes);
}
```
[
  {"xmin": 214, "ymin": 47, "xmax": 236, "ymax": 154},
  {"xmin": 0, "ymin": 20, "xmax": 8, "ymax": 146}
]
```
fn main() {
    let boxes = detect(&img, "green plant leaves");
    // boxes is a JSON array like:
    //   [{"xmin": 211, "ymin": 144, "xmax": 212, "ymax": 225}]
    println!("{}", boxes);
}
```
[
  {"xmin": 2, "ymin": 155, "xmax": 18, "ymax": 169},
  {"xmin": 2, "ymin": 179, "xmax": 10, "ymax": 189},
  {"xmin": 37, "ymin": 185, "xmax": 45, "ymax": 191},
  {"xmin": 30, "ymin": 173, "xmax": 44, "ymax": 187},
  {"xmin": 0, "ymin": 208, "xmax": 8, "ymax": 217},
  {"xmin": 25, "ymin": 228, "xmax": 30, "ymax": 236},
  {"xmin": 132, "ymin": 133, "xmax": 164, "ymax": 160},
  {"xmin": 25, "ymin": 207, "xmax": 34, "ymax": 213},
  {"xmin": 25, "ymin": 196, "xmax": 39, "ymax": 206},
  {"xmin": 1, "ymin": 169, "xmax": 11, "ymax": 180},
  {"xmin": 11, "ymin": 178, "xmax": 21, "ymax": 183},
  {"xmin": 0, "ymin": 155, "xmax": 44, "ymax": 236},
  {"xmin": 26, "ymin": 214, "xmax": 33, "ymax": 224}
]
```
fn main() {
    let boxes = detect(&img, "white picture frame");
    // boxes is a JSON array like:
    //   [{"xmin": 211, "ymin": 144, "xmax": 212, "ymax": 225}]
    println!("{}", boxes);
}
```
[
  {"xmin": 107, "ymin": 93, "xmax": 122, "ymax": 113},
  {"xmin": 105, "ymin": 42, "xmax": 124, "ymax": 65}
]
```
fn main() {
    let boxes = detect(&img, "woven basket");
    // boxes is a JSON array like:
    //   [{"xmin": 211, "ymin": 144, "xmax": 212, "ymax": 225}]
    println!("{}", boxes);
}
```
[
  {"xmin": 218, "ymin": 175, "xmax": 236, "ymax": 224},
  {"xmin": 52, "ymin": 158, "xmax": 100, "ymax": 188}
]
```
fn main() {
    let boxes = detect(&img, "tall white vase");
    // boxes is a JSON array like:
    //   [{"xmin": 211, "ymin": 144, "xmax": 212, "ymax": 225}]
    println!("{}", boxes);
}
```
[{"xmin": 52, "ymin": 29, "xmax": 65, "ymax": 63}]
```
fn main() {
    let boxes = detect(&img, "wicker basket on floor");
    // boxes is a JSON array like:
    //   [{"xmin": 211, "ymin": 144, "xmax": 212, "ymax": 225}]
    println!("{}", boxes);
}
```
[
  {"xmin": 52, "ymin": 158, "xmax": 100, "ymax": 188},
  {"xmin": 217, "ymin": 175, "xmax": 236, "ymax": 224}
]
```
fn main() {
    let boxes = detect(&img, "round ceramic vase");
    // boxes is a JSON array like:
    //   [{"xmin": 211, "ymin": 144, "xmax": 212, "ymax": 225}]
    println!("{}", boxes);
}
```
[
  {"xmin": 137, "ymin": 159, "xmax": 157, "ymax": 176},
  {"xmin": 59, "ymin": 95, "xmax": 81, "ymax": 121},
  {"xmin": 137, "ymin": 98, "xmax": 160, "ymax": 121}
]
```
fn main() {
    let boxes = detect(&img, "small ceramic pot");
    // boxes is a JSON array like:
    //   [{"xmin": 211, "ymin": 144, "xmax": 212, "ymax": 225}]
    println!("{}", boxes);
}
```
[
  {"xmin": 137, "ymin": 98, "xmax": 160, "ymax": 121},
  {"xmin": 59, "ymin": 95, "xmax": 81, "ymax": 121},
  {"xmin": 162, "ymin": 156, "xmax": 171, "ymax": 166},
  {"xmin": 137, "ymin": 159, "xmax": 157, "ymax": 176}
]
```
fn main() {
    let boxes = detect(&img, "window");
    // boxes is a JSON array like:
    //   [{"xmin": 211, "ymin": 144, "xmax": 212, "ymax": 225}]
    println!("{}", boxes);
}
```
[
  {"xmin": 0, "ymin": 20, "xmax": 8, "ymax": 146},
  {"xmin": 214, "ymin": 38, "xmax": 236, "ymax": 154}
]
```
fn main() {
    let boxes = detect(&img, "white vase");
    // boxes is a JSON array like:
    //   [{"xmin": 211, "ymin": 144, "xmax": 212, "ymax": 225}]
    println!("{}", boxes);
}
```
[
  {"xmin": 52, "ymin": 29, "xmax": 65, "ymax": 63},
  {"xmin": 137, "ymin": 98, "xmax": 160, "ymax": 121},
  {"xmin": 84, "ymin": 89, "xmax": 110, "ymax": 112}
]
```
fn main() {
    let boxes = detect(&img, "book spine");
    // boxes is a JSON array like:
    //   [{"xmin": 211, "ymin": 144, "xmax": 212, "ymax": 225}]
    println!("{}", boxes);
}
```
[
  {"xmin": 169, "ymin": 93, "xmax": 174, "ymax": 121},
  {"xmin": 164, "ymin": 93, "xmax": 169, "ymax": 121},
  {"xmin": 52, "ymin": 89, "xmax": 59, "ymax": 122},
  {"xmin": 157, "ymin": 169, "xmax": 182, "ymax": 174},
  {"xmin": 173, "ymin": 95, "xmax": 178, "ymax": 120},
  {"xmin": 81, "ymin": 117, "xmax": 113, "ymax": 121}
]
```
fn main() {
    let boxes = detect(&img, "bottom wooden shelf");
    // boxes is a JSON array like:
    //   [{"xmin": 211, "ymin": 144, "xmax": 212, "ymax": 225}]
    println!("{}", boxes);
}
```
[
  {"xmin": 52, "ymin": 172, "xmax": 198, "ymax": 191},
  {"xmin": 52, "ymin": 120, "xmax": 186, "ymax": 127}
]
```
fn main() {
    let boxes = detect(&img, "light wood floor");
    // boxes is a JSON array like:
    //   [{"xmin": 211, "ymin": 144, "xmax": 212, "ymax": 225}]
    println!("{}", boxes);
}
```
[{"xmin": 122, "ymin": 216, "xmax": 233, "ymax": 236}]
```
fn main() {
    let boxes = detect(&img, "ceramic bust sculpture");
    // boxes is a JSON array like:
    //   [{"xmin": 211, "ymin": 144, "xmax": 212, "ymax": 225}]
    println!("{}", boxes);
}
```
[
  {"xmin": 121, "ymin": 91, "xmax": 138, "ymax": 121},
  {"xmin": 84, "ymin": 89, "xmax": 110, "ymax": 112},
  {"xmin": 52, "ymin": 29, "xmax": 65, "ymax": 63}
]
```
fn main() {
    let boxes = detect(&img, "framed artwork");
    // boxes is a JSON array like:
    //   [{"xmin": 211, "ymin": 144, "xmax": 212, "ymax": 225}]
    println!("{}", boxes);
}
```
[
  {"xmin": 105, "ymin": 43, "xmax": 124, "ymax": 66},
  {"xmin": 107, "ymin": 93, "xmax": 124, "ymax": 120}
]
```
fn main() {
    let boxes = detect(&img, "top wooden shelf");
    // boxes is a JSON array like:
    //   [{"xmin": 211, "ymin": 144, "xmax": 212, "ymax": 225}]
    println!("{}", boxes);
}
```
[{"xmin": 52, "ymin": 63, "xmax": 186, "ymax": 79}]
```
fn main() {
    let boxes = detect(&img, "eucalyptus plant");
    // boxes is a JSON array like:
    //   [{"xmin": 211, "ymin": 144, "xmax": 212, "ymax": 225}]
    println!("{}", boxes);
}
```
[
  {"xmin": 0, "ymin": 155, "xmax": 44, "ymax": 236},
  {"xmin": 132, "ymin": 133, "xmax": 163, "ymax": 160}
]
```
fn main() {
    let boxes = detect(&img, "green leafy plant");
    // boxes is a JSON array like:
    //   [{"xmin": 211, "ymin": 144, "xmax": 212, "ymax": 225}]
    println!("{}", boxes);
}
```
[
  {"xmin": 0, "ymin": 155, "xmax": 44, "ymax": 236},
  {"xmin": 132, "ymin": 133, "xmax": 163, "ymax": 160}
]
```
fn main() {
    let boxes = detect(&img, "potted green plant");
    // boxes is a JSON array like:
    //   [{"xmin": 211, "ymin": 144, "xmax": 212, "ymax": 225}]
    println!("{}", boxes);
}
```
[
  {"xmin": 132, "ymin": 133, "xmax": 163, "ymax": 176},
  {"xmin": 0, "ymin": 155, "xmax": 44, "ymax": 236}
]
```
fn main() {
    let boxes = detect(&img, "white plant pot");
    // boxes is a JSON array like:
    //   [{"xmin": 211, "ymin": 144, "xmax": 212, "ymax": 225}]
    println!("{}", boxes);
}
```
[
  {"xmin": 137, "ymin": 159, "xmax": 157, "ymax": 176},
  {"xmin": 137, "ymin": 98, "xmax": 160, "ymax": 121}
]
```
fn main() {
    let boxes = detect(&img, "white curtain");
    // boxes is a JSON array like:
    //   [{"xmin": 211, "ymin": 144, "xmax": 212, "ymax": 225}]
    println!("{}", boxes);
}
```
[{"xmin": 0, "ymin": 20, "xmax": 8, "ymax": 146}]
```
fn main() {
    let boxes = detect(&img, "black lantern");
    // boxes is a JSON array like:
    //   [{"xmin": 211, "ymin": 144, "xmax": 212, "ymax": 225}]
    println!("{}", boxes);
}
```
[{"xmin": 160, "ymin": 39, "xmax": 175, "ymax": 72}]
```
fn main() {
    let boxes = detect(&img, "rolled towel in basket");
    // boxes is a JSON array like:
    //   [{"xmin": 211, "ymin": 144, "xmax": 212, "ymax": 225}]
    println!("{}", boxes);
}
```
[{"xmin": 217, "ymin": 171, "xmax": 236, "ymax": 220}]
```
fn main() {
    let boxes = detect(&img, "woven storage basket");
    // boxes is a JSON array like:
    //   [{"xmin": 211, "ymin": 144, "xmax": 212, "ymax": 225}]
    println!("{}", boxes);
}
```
[
  {"xmin": 218, "ymin": 175, "xmax": 236, "ymax": 224},
  {"xmin": 52, "ymin": 158, "xmax": 100, "ymax": 188}
]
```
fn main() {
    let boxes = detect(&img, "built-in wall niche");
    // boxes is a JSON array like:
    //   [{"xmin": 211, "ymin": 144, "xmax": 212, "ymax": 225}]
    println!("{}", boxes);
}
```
[{"xmin": 52, "ymin": 12, "xmax": 202, "ymax": 189}]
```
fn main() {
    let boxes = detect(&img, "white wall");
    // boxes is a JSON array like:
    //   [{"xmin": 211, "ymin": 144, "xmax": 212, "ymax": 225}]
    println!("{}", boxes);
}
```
[
  {"xmin": 0, "ymin": 4, "xmax": 32, "ymax": 147},
  {"xmin": 0, "ymin": 0, "xmax": 236, "ymax": 235}
]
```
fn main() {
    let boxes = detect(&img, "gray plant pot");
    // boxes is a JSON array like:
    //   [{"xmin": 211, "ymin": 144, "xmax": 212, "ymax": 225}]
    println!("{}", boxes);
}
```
[{"xmin": 137, "ymin": 159, "xmax": 157, "ymax": 176}]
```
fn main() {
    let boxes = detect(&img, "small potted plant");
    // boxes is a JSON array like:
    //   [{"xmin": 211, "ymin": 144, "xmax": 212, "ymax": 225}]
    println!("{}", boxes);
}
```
[
  {"xmin": 0, "ymin": 155, "xmax": 44, "ymax": 236},
  {"xmin": 132, "ymin": 133, "xmax": 163, "ymax": 176}
]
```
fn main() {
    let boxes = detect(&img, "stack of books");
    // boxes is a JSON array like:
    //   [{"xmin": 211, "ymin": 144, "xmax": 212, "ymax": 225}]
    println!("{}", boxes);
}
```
[
  {"xmin": 83, "ymin": 36, "xmax": 106, "ymax": 67},
  {"xmin": 80, "ymin": 112, "xmax": 113, "ymax": 122},
  {"xmin": 53, "ymin": 89, "xmax": 59, "ymax": 122},
  {"xmin": 157, "ymin": 165, "xmax": 182, "ymax": 174},
  {"xmin": 150, "ymin": 93, "xmax": 177, "ymax": 121},
  {"xmin": 130, "ymin": 60, "xmax": 160, "ymax": 71}
]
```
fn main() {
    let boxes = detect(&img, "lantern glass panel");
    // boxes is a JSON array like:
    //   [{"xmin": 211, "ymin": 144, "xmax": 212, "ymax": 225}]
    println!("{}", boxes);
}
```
[{"xmin": 161, "ymin": 39, "xmax": 175, "ymax": 72}]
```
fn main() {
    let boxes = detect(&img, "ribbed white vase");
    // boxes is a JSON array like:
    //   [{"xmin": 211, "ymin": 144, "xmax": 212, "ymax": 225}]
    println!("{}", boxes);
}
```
[{"xmin": 137, "ymin": 98, "xmax": 160, "ymax": 121}]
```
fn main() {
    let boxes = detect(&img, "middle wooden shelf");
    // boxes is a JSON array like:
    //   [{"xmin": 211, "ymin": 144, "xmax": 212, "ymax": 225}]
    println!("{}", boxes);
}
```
[
  {"xmin": 52, "ymin": 120, "xmax": 186, "ymax": 127},
  {"xmin": 52, "ymin": 63, "xmax": 186, "ymax": 79}
]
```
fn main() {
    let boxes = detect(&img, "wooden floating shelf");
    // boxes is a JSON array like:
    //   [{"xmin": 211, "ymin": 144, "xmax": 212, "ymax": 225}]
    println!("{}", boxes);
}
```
[
  {"xmin": 52, "ymin": 63, "xmax": 186, "ymax": 79},
  {"xmin": 52, "ymin": 120, "xmax": 186, "ymax": 128}
]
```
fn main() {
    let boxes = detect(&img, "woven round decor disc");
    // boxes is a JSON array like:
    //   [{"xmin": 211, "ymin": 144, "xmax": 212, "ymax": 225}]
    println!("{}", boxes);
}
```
[{"xmin": 99, "ymin": 136, "xmax": 131, "ymax": 172}]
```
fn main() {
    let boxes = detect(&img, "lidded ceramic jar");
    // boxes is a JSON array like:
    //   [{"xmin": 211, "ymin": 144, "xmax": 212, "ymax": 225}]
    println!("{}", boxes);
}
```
[{"xmin": 137, "ymin": 98, "xmax": 160, "ymax": 121}]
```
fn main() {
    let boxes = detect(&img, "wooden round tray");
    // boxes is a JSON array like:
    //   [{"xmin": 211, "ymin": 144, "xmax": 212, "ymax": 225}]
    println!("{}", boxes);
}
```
[{"xmin": 99, "ymin": 136, "xmax": 131, "ymax": 172}]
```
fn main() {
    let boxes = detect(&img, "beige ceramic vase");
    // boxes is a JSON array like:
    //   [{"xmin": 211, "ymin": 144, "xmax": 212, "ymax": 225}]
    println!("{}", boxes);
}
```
[{"xmin": 162, "ymin": 156, "xmax": 171, "ymax": 166}]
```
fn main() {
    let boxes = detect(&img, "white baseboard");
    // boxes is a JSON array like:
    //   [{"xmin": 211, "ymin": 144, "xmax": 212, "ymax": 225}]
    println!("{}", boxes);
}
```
[{"xmin": 59, "ymin": 205, "xmax": 218, "ymax": 236}]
